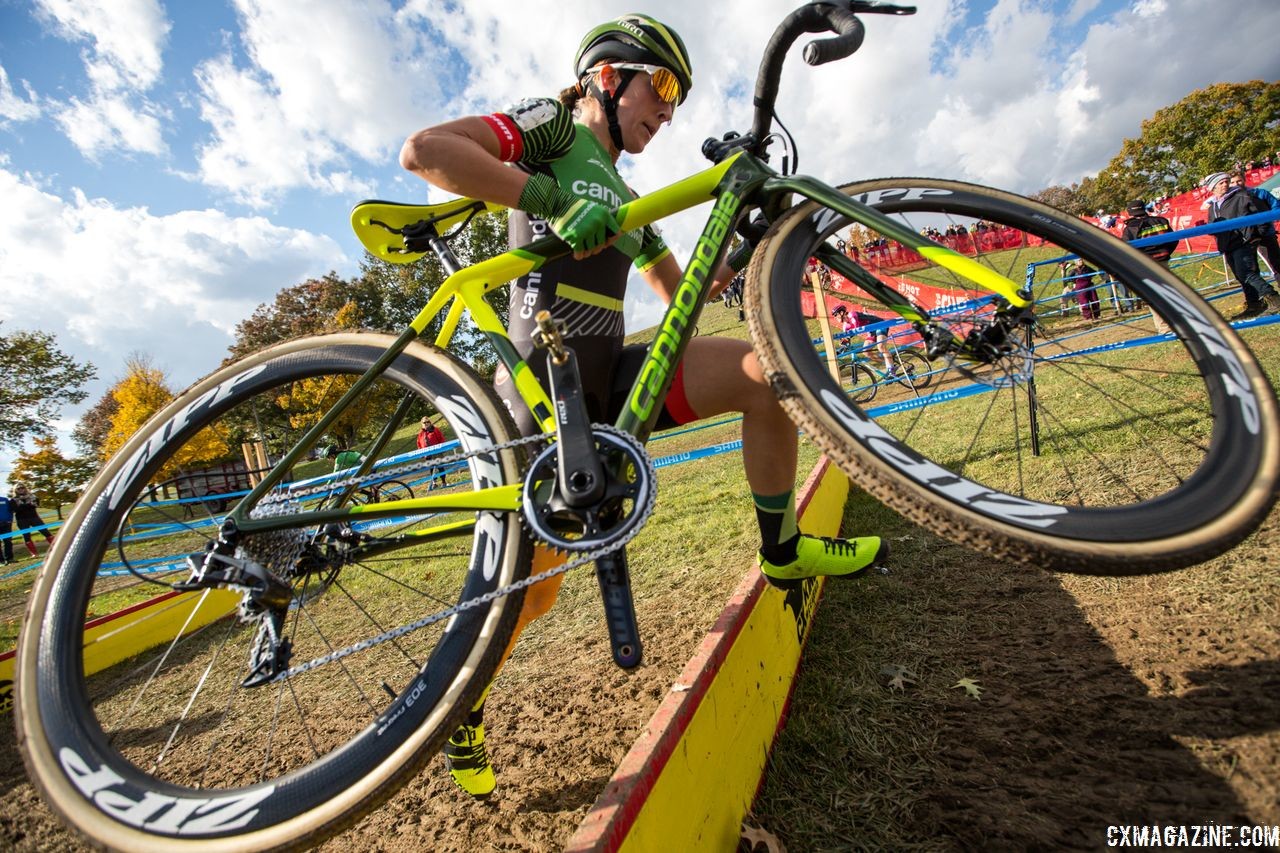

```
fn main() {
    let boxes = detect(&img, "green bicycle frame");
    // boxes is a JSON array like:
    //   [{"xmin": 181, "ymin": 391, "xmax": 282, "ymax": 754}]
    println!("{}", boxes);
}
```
[{"xmin": 227, "ymin": 149, "xmax": 1031, "ymax": 541}]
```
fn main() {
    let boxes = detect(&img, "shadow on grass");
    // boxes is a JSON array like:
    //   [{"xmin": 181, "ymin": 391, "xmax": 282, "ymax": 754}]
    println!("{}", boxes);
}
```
[{"xmin": 754, "ymin": 490, "xmax": 1275, "ymax": 851}]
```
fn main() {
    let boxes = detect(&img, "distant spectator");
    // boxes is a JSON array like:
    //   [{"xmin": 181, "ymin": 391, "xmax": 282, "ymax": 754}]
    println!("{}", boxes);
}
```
[
  {"xmin": 1203, "ymin": 171, "xmax": 1280, "ymax": 319},
  {"xmin": 1234, "ymin": 173, "xmax": 1280, "ymax": 282},
  {"xmin": 1120, "ymin": 199, "xmax": 1176, "ymax": 328},
  {"xmin": 1067, "ymin": 259, "xmax": 1101, "ymax": 320},
  {"xmin": 416, "ymin": 417, "xmax": 448, "ymax": 487},
  {"xmin": 0, "ymin": 491, "xmax": 13, "ymax": 565},
  {"xmin": 11, "ymin": 483, "xmax": 53, "ymax": 559},
  {"xmin": 1121, "ymin": 200, "xmax": 1178, "ymax": 263}
]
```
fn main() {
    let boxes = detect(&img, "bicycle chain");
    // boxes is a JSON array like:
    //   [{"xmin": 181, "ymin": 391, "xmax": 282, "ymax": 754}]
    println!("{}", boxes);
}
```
[{"xmin": 264, "ymin": 425, "xmax": 657, "ymax": 683}]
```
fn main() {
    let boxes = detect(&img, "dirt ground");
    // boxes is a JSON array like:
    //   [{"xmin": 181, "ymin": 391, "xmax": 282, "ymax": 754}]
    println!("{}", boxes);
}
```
[{"xmin": 3, "ymin": 500, "xmax": 1277, "ymax": 851}]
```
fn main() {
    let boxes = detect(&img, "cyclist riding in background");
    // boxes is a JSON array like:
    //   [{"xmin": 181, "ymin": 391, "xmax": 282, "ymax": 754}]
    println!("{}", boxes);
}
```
[
  {"xmin": 398, "ymin": 12, "xmax": 887, "ymax": 799},
  {"xmin": 833, "ymin": 303, "xmax": 895, "ymax": 375}
]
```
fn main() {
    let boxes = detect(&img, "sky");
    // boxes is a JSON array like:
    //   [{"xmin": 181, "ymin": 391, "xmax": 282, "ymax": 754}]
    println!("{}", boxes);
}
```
[{"xmin": 2, "ymin": 0, "xmax": 1279, "ymax": 482}]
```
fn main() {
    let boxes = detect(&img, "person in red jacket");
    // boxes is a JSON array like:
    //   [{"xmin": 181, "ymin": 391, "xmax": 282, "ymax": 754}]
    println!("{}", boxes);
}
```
[{"xmin": 416, "ymin": 417, "xmax": 447, "ymax": 487}]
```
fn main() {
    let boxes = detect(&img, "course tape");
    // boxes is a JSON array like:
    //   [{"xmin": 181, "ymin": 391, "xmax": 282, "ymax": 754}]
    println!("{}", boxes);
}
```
[{"xmin": 7, "ymin": 298, "xmax": 1275, "ymax": 584}]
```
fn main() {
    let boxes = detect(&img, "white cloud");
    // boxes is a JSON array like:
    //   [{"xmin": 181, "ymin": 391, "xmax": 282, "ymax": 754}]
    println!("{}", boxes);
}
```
[
  {"xmin": 34, "ymin": 0, "xmax": 168, "ymax": 88},
  {"xmin": 55, "ymin": 91, "xmax": 167, "ymax": 157},
  {"xmin": 34, "ymin": 0, "xmax": 173, "ymax": 159},
  {"xmin": 0, "ymin": 65, "xmax": 41, "ymax": 123},
  {"xmin": 192, "ymin": 0, "xmax": 442, "ymax": 206},
  {"xmin": 0, "ymin": 164, "xmax": 348, "ymax": 392}
]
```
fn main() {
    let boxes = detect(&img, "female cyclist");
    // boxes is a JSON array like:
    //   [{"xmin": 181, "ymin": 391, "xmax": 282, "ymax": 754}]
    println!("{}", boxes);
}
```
[{"xmin": 400, "ymin": 13, "xmax": 887, "ymax": 798}]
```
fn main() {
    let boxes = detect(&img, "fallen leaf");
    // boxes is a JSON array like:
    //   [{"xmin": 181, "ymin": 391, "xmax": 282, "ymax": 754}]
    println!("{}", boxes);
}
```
[
  {"xmin": 741, "ymin": 823, "xmax": 787, "ymax": 853},
  {"xmin": 879, "ymin": 664, "xmax": 918, "ymax": 692},
  {"xmin": 953, "ymin": 677, "xmax": 983, "ymax": 699}
]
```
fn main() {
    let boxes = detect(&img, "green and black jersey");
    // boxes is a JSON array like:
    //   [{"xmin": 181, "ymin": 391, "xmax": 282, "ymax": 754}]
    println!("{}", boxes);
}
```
[{"xmin": 485, "ymin": 97, "xmax": 680, "ymax": 435}]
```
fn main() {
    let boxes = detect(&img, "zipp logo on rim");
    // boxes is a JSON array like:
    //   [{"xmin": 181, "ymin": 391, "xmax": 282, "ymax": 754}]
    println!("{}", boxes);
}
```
[
  {"xmin": 1155, "ymin": 280, "xmax": 1261, "ymax": 433},
  {"xmin": 61, "ymin": 748, "xmax": 274, "ymax": 834},
  {"xmin": 818, "ymin": 388, "xmax": 1069, "ymax": 528},
  {"xmin": 843, "ymin": 186, "xmax": 954, "ymax": 208}
]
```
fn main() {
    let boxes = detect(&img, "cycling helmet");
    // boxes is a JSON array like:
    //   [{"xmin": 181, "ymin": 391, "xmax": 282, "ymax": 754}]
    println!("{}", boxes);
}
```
[{"xmin": 575, "ymin": 14, "xmax": 693, "ymax": 106}]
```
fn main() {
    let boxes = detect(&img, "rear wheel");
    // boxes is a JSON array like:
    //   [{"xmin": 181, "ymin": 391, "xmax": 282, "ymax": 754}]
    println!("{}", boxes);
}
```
[
  {"xmin": 17, "ymin": 333, "xmax": 531, "ymax": 850},
  {"xmin": 748, "ymin": 178, "xmax": 1280, "ymax": 575}
]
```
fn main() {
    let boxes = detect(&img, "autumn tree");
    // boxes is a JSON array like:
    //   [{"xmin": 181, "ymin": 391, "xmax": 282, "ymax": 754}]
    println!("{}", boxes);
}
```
[
  {"xmin": 271, "ymin": 301, "xmax": 400, "ymax": 450},
  {"xmin": 1029, "ymin": 185, "xmax": 1087, "ymax": 215},
  {"xmin": 0, "ymin": 323, "xmax": 96, "ymax": 450},
  {"xmin": 72, "ymin": 390, "xmax": 120, "ymax": 459},
  {"xmin": 1061, "ymin": 81, "xmax": 1280, "ymax": 213},
  {"xmin": 101, "ymin": 356, "xmax": 231, "ymax": 477},
  {"xmin": 8, "ymin": 436, "xmax": 97, "ymax": 519}
]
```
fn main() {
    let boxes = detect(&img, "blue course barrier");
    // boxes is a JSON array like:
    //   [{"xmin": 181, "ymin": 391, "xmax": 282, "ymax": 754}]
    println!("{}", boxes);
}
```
[{"xmin": 7, "ymin": 209, "xmax": 1276, "ymax": 583}]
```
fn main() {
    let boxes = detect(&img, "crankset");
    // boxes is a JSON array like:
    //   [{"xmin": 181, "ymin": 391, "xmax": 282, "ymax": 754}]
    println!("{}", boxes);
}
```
[{"xmin": 521, "ymin": 425, "xmax": 656, "ymax": 552}]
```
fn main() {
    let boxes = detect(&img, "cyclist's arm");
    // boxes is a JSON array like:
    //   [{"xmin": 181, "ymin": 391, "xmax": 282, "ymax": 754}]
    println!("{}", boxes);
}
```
[
  {"xmin": 400, "ymin": 116, "xmax": 528, "ymax": 208},
  {"xmin": 640, "ymin": 253, "xmax": 735, "ymax": 304}
]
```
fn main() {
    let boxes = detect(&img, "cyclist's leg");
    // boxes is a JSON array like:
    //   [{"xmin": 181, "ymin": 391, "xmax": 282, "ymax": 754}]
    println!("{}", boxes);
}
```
[
  {"xmin": 677, "ymin": 336, "xmax": 886, "ymax": 588},
  {"xmin": 874, "ymin": 332, "xmax": 893, "ymax": 372},
  {"xmin": 451, "ymin": 317, "xmax": 623, "ymax": 796}
]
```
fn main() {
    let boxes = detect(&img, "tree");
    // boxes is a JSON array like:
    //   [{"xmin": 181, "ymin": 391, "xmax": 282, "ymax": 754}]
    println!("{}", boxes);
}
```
[
  {"xmin": 73, "ymin": 390, "xmax": 120, "ymax": 460},
  {"xmin": 1089, "ymin": 81, "xmax": 1280, "ymax": 212},
  {"xmin": 1029, "ymin": 185, "xmax": 1085, "ymax": 215},
  {"xmin": 271, "ymin": 301, "xmax": 400, "ymax": 449},
  {"xmin": 227, "ymin": 272, "xmax": 367, "ymax": 362},
  {"xmin": 101, "ymin": 356, "xmax": 231, "ymax": 478},
  {"xmin": 0, "ymin": 323, "xmax": 96, "ymax": 450},
  {"xmin": 8, "ymin": 436, "xmax": 97, "ymax": 519}
]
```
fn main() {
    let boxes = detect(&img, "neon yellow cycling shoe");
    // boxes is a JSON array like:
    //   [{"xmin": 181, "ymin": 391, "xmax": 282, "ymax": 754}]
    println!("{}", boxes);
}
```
[
  {"xmin": 444, "ymin": 720, "xmax": 496, "ymax": 799},
  {"xmin": 758, "ymin": 535, "xmax": 888, "ymax": 590}
]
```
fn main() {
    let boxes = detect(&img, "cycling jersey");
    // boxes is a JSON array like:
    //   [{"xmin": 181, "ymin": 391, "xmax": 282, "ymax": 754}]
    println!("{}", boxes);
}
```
[{"xmin": 488, "ymin": 97, "xmax": 692, "ymax": 436}]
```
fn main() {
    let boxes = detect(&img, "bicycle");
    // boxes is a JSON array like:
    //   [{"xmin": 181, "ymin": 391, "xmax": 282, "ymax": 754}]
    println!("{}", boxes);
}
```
[
  {"xmin": 16, "ymin": 2, "xmax": 1280, "ymax": 849},
  {"xmin": 840, "ymin": 338, "xmax": 933, "ymax": 404}
]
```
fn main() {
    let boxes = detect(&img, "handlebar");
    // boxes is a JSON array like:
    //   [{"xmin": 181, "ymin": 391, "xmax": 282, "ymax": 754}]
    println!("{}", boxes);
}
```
[{"xmin": 746, "ymin": 1, "xmax": 915, "ymax": 152}]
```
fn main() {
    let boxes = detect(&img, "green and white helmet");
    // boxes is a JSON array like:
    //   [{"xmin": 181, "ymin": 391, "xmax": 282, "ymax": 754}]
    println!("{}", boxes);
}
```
[{"xmin": 574, "ymin": 13, "xmax": 693, "ymax": 106}]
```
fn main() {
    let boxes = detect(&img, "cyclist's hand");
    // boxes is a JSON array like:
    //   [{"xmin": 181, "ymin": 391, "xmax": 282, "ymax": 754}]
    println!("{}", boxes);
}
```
[
  {"xmin": 519, "ymin": 173, "xmax": 620, "ymax": 258},
  {"xmin": 550, "ymin": 198, "xmax": 620, "ymax": 257}
]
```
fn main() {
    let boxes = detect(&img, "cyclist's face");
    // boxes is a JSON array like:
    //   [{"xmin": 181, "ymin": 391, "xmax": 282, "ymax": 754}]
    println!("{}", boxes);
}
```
[{"xmin": 599, "ymin": 65, "xmax": 674, "ymax": 155}]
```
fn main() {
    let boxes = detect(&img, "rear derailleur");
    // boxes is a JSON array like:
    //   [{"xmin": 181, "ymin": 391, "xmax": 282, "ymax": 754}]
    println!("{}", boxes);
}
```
[{"xmin": 176, "ymin": 520, "xmax": 360, "ymax": 687}]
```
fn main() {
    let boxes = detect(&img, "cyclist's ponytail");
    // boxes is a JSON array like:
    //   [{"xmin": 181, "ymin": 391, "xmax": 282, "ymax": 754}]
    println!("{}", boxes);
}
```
[{"xmin": 558, "ymin": 82, "xmax": 584, "ymax": 113}]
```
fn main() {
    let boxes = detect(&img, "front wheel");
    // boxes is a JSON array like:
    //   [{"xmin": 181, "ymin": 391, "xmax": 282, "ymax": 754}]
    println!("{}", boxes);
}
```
[
  {"xmin": 894, "ymin": 349, "xmax": 933, "ymax": 392},
  {"xmin": 747, "ymin": 178, "xmax": 1279, "ymax": 575},
  {"xmin": 17, "ymin": 333, "xmax": 531, "ymax": 850},
  {"xmin": 842, "ymin": 361, "xmax": 878, "ymax": 403}
]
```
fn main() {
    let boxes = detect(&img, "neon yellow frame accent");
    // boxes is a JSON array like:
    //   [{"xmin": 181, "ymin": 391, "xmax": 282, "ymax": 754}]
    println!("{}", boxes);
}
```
[{"xmin": 239, "ymin": 148, "xmax": 1033, "ymax": 538}]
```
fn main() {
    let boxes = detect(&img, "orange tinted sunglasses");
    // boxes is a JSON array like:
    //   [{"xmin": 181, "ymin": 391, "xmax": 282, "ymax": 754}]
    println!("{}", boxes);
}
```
[{"xmin": 605, "ymin": 63, "xmax": 682, "ymax": 107}]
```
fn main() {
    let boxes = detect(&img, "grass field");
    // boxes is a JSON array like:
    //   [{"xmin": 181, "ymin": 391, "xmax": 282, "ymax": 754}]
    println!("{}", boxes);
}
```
[{"xmin": 753, "ymin": 321, "xmax": 1280, "ymax": 849}]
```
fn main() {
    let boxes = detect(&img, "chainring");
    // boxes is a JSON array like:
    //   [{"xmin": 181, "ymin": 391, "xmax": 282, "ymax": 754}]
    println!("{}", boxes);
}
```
[{"xmin": 521, "ymin": 424, "xmax": 656, "ymax": 552}]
